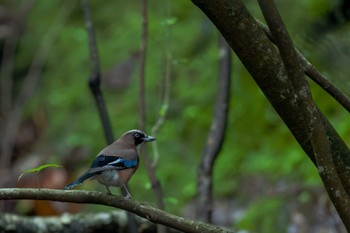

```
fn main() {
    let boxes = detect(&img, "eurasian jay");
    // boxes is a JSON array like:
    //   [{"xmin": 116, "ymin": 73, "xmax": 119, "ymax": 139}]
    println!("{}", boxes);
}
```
[{"xmin": 64, "ymin": 129, "xmax": 155, "ymax": 198}]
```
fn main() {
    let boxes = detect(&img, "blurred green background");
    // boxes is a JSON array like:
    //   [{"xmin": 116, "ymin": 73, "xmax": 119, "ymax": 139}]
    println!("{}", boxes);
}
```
[{"xmin": 1, "ymin": 0, "xmax": 350, "ymax": 232}]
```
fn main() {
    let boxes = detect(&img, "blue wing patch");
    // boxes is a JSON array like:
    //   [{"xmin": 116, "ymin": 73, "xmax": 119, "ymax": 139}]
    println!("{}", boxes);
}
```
[{"xmin": 122, "ymin": 159, "xmax": 138, "ymax": 168}]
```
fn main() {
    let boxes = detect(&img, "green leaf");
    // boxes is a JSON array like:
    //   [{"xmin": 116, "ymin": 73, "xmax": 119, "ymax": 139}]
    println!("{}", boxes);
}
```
[{"xmin": 18, "ymin": 164, "xmax": 62, "ymax": 181}]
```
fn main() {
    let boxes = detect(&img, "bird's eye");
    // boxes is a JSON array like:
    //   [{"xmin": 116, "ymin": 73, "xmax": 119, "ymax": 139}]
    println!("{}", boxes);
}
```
[{"xmin": 134, "ymin": 133, "xmax": 140, "ymax": 138}]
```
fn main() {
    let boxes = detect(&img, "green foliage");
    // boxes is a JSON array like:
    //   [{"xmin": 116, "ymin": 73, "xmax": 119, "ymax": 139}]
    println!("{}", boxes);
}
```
[{"xmin": 8, "ymin": 0, "xmax": 350, "ymax": 229}]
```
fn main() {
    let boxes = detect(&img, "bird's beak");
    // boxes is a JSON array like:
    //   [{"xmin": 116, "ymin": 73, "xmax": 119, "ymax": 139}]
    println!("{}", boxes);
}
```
[{"xmin": 143, "ymin": 136, "xmax": 156, "ymax": 142}]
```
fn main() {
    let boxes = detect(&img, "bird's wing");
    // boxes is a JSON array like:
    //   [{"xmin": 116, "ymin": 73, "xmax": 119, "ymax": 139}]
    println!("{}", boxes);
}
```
[{"xmin": 87, "ymin": 155, "xmax": 138, "ymax": 174}]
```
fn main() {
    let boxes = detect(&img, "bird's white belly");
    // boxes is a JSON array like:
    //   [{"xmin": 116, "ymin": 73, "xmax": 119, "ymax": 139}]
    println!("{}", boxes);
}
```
[{"xmin": 96, "ymin": 170, "xmax": 121, "ymax": 187}]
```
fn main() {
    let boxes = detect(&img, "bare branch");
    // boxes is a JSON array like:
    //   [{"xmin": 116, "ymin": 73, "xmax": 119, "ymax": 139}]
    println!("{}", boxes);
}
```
[
  {"xmin": 150, "ymin": 0, "xmax": 173, "ymax": 167},
  {"xmin": 197, "ymin": 35, "xmax": 231, "ymax": 223},
  {"xmin": 0, "ymin": 188, "xmax": 232, "ymax": 233},
  {"xmin": 150, "ymin": 51, "xmax": 171, "ymax": 166},
  {"xmin": 257, "ymin": 20, "xmax": 350, "ymax": 113},
  {"xmin": 138, "ymin": 2, "xmax": 166, "ymax": 233},
  {"xmin": 304, "ymin": 67, "xmax": 350, "ymax": 113}
]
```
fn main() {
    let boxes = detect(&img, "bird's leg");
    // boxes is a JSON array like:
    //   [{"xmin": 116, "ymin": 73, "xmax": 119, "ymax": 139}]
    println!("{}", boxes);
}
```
[
  {"xmin": 123, "ymin": 185, "xmax": 132, "ymax": 199},
  {"xmin": 105, "ymin": 185, "xmax": 112, "ymax": 195}
]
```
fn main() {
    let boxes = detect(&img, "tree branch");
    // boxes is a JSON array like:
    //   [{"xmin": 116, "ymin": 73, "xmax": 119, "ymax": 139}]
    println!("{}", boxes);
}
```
[
  {"xmin": 256, "ymin": 20, "xmax": 350, "ymax": 113},
  {"xmin": 0, "ymin": 188, "xmax": 232, "ymax": 233},
  {"xmin": 304, "ymin": 67, "xmax": 350, "ymax": 113},
  {"xmin": 138, "ymin": 2, "xmax": 166, "ymax": 233}
]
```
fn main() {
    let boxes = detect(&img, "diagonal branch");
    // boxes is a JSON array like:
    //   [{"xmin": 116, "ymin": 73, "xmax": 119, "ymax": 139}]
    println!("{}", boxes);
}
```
[
  {"xmin": 0, "ymin": 188, "xmax": 232, "ymax": 233},
  {"xmin": 304, "ymin": 67, "xmax": 350, "ymax": 113},
  {"xmin": 256, "ymin": 20, "xmax": 350, "ymax": 113}
]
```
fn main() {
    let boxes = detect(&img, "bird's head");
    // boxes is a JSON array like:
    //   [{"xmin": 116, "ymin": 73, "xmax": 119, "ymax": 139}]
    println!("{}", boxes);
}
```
[{"xmin": 122, "ymin": 129, "xmax": 156, "ymax": 147}]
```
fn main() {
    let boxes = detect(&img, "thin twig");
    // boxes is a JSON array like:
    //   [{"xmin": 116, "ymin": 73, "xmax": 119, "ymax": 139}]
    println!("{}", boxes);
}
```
[
  {"xmin": 257, "ymin": 0, "xmax": 350, "ymax": 230},
  {"xmin": 150, "ymin": 50, "xmax": 171, "ymax": 166},
  {"xmin": 150, "ymin": 0, "xmax": 173, "ymax": 166},
  {"xmin": 196, "ymin": 34, "xmax": 231, "ymax": 223},
  {"xmin": 138, "ymin": 2, "xmax": 167, "ymax": 233},
  {"xmin": 304, "ymin": 67, "xmax": 350, "ymax": 113},
  {"xmin": 0, "ymin": 188, "xmax": 232, "ymax": 233},
  {"xmin": 257, "ymin": 20, "xmax": 350, "ymax": 113}
]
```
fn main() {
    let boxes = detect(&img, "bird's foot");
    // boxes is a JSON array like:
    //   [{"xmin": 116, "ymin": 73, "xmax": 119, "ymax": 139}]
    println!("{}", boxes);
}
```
[
  {"xmin": 105, "ymin": 186, "xmax": 113, "ymax": 195},
  {"xmin": 122, "ymin": 185, "xmax": 132, "ymax": 199}
]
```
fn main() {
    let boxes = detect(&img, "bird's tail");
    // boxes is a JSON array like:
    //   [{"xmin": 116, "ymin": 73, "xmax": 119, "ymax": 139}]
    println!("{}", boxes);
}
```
[{"xmin": 64, "ymin": 172, "xmax": 95, "ymax": 190}]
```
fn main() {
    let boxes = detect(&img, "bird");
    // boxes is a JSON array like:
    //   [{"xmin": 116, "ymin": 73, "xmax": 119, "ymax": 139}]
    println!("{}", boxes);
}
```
[{"xmin": 64, "ymin": 129, "xmax": 156, "ymax": 198}]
